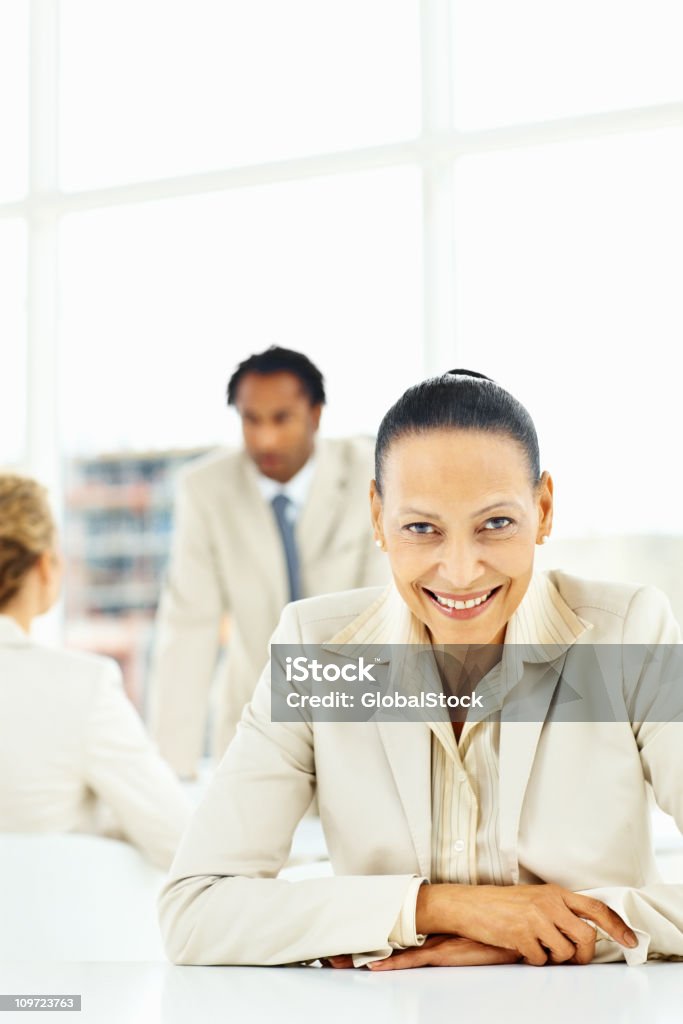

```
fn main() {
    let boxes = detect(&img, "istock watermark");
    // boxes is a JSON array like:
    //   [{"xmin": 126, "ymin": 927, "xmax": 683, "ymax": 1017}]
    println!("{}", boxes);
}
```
[
  {"xmin": 270, "ymin": 643, "xmax": 683, "ymax": 725},
  {"xmin": 285, "ymin": 656, "xmax": 377, "ymax": 683}
]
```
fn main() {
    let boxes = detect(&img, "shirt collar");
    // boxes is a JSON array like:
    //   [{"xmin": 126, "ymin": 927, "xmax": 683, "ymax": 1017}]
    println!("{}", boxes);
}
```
[
  {"xmin": 252, "ymin": 453, "xmax": 317, "ymax": 514},
  {"xmin": 504, "ymin": 571, "xmax": 592, "ymax": 660}
]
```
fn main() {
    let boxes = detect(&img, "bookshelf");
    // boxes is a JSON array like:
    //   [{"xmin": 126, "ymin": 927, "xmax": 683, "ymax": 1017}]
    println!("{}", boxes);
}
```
[{"xmin": 63, "ymin": 447, "xmax": 212, "ymax": 713}]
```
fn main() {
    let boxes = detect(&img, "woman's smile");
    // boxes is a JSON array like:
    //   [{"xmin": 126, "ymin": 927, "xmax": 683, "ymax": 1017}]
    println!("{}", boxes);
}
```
[{"xmin": 421, "ymin": 584, "xmax": 504, "ymax": 620}]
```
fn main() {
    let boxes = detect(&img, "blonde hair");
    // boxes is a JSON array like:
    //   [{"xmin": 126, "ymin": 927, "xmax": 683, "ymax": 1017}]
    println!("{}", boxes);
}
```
[{"xmin": 0, "ymin": 474, "xmax": 55, "ymax": 609}]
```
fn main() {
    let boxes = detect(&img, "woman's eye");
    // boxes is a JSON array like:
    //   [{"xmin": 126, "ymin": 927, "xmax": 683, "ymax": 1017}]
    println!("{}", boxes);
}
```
[
  {"xmin": 405, "ymin": 522, "xmax": 436, "ymax": 535},
  {"xmin": 483, "ymin": 517, "xmax": 513, "ymax": 531}
]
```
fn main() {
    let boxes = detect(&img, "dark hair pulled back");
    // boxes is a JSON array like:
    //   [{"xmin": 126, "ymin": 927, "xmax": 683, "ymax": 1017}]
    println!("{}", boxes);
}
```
[{"xmin": 374, "ymin": 370, "xmax": 540, "ymax": 496}]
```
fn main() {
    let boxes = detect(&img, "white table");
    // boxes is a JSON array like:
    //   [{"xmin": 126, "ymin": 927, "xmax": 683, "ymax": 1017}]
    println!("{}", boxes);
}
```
[{"xmin": 0, "ymin": 960, "xmax": 681, "ymax": 1024}]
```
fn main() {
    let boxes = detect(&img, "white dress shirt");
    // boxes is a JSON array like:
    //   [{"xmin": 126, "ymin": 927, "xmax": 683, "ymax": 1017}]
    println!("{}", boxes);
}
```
[{"xmin": 253, "ymin": 454, "xmax": 317, "ymax": 522}]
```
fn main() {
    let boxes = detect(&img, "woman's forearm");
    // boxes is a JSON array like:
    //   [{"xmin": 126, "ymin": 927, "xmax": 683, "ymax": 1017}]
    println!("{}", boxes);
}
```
[{"xmin": 159, "ymin": 873, "xmax": 419, "ymax": 966}]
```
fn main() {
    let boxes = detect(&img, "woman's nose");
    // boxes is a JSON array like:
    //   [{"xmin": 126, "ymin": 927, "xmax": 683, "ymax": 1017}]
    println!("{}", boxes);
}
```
[{"xmin": 437, "ymin": 538, "xmax": 485, "ymax": 592}]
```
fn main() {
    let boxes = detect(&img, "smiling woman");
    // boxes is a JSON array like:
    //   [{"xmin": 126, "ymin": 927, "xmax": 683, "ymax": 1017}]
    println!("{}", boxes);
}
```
[{"xmin": 159, "ymin": 371, "xmax": 683, "ymax": 970}]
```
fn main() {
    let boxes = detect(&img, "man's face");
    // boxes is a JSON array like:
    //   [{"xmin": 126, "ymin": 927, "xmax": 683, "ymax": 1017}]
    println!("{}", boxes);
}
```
[{"xmin": 234, "ymin": 371, "xmax": 321, "ymax": 483}]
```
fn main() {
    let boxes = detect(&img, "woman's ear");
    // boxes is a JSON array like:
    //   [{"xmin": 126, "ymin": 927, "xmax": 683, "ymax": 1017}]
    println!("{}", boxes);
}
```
[
  {"xmin": 35, "ymin": 550, "xmax": 54, "ymax": 585},
  {"xmin": 369, "ymin": 480, "xmax": 384, "ymax": 547},
  {"xmin": 35, "ymin": 548, "xmax": 62, "ymax": 612},
  {"xmin": 536, "ymin": 471, "xmax": 554, "ymax": 543}
]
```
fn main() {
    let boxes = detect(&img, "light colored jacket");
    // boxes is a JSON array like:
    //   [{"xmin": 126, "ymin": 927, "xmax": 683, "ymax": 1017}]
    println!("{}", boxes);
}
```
[
  {"xmin": 148, "ymin": 437, "xmax": 388, "ymax": 776},
  {"xmin": 159, "ymin": 571, "xmax": 683, "ymax": 965},
  {"xmin": 0, "ymin": 615, "xmax": 191, "ymax": 870}
]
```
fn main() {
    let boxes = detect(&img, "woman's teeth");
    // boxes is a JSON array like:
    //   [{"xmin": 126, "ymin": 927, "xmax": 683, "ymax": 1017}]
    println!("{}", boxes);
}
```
[{"xmin": 432, "ymin": 590, "xmax": 492, "ymax": 610}]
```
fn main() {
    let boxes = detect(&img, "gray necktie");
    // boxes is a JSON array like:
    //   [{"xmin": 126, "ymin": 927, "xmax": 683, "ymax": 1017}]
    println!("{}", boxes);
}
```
[{"xmin": 271, "ymin": 494, "xmax": 301, "ymax": 603}]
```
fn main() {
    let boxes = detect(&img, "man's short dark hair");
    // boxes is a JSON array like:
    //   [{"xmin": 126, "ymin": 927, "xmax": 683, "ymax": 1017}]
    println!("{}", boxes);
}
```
[{"xmin": 227, "ymin": 346, "xmax": 326, "ymax": 407}]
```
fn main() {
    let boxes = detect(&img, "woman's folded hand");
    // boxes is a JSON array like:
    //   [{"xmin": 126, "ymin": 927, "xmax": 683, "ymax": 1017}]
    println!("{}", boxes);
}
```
[{"xmin": 416, "ymin": 883, "xmax": 638, "ymax": 966}]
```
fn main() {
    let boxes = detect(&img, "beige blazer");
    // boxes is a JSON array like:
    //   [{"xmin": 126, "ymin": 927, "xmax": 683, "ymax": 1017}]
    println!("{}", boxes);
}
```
[
  {"xmin": 0, "ymin": 616, "xmax": 191, "ymax": 870},
  {"xmin": 148, "ymin": 437, "xmax": 388, "ymax": 776},
  {"xmin": 159, "ymin": 571, "xmax": 683, "ymax": 965}
]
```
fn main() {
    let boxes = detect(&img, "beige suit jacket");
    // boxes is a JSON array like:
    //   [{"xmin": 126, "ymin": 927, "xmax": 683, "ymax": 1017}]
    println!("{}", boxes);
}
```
[
  {"xmin": 159, "ymin": 571, "xmax": 683, "ymax": 965},
  {"xmin": 148, "ymin": 437, "xmax": 388, "ymax": 776},
  {"xmin": 0, "ymin": 616, "xmax": 191, "ymax": 870}
]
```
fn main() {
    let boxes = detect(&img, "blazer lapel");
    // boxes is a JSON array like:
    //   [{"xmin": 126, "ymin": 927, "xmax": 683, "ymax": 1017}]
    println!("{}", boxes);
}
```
[
  {"xmin": 376, "ymin": 720, "xmax": 433, "ymax": 877},
  {"xmin": 324, "ymin": 584, "xmax": 433, "ymax": 876},
  {"xmin": 497, "ymin": 659, "xmax": 567, "ymax": 883},
  {"xmin": 497, "ymin": 573, "xmax": 592, "ymax": 882},
  {"xmin": 297, "ymin": 440, "xmax": 348, "ymax": 569},
  {"xmin": 227, "ymin": 455, "xmax": 289, "ymax": 614}
]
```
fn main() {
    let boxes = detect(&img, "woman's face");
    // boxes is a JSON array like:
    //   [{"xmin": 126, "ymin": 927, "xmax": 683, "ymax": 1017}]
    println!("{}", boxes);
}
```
[{"xmin": 370, "ymin": 429, "xmax": 553, "ymax": 645}]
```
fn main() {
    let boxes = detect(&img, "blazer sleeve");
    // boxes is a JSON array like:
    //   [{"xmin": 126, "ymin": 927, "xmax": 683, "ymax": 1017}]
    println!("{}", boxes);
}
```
[
  {"xmin": 83, "ymin": 659, "xmax": 192, "ymax": 870},
  {"xmin": 578, "ymin": 585, "xmax": 683, "ymax": 964},
  {"xmin": 148, "ymin": 471, "xmax": 226, "ymax": 777},
  {"xmin": 158, "ymin": 604, "xmax": 419, "ymax": 966}
]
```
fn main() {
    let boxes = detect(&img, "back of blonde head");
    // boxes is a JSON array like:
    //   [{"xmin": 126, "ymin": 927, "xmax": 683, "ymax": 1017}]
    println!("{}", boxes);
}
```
[{"xmin": 0, "ymin": 474, "xmax": 55, "ymax": 609}]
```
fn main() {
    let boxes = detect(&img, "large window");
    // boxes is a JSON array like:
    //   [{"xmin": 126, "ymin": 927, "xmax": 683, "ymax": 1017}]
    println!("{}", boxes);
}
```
[
  {"xmin": 451, "ymin": 0, "xmax": 683, "ymax": 128},
  {"xmin": 59, "ymin": 168, "xmax": 422, "ymax": 454},
  {"xmin": 0, "ymin": 2, "xmax": 29, "ymax": 467},
  {"xmin": 0, "ymin": 220, "xmax": 27, "ymax": 465},
  {"xmin": 2, "ymin": 0, "xmax": 683, "ymax": 639},
  {"xmin": 58, "ymin": 0, "xmax": 420, "ymax": 189},
  {"xmin": 454, "ymin": 126, "xmax": 683, "ymax": 534},
  {"xmin": 0, "ymin": 2, "xmax": 29, "ymax": 202}
]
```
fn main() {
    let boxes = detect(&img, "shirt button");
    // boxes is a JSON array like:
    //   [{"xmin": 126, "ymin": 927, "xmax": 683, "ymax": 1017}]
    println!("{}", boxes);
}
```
[
  {"xmin": 453, "ymin": 839, "xmax": 465, "ymax": 853},
  {"xmin": 458, "ymin": 772, "xmax": 467, "ymax": 782}
]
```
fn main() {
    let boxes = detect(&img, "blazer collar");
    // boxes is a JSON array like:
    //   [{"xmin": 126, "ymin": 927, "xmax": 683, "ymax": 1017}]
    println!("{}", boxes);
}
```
[
  {"xmin": 0, "ymin": 614, "xmax": 31, "ymax": 645},
  {"xmin": 506, "ymin": 571, "xmax": 592, "ymax": 654}
]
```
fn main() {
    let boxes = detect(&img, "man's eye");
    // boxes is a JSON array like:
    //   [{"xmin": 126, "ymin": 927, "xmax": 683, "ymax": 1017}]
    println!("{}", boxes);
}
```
[
  {"xmin": 405, "ymin": 522, "xmax": 436, "ymax": 535},
  {"xmin": 483, "ymin": 517, "xmax": 513, "ymax": 531}
]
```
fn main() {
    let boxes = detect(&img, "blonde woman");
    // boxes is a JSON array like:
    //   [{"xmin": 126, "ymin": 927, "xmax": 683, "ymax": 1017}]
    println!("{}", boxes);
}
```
[{"xmin": 0, "ymin": 474, "xmax": 190, "ymax": 869}]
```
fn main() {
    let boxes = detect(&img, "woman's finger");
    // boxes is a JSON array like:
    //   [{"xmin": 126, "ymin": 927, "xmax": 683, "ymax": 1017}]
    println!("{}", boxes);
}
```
[
  {"xmin": 554, "ymin": 910, "xmax": 597, "ymax": 965},
  {"xmin": 564, "ymin": 893, "xmax": 637, "ymax": 948},
  {"xmin": 325, "ymin": 954, "xmax": 354, "ymax": 969},
  {"xmin": 368, "ymin": 938, "xmax": 520, "ymax": 971},
  {"xmin": 536, "ymin": 923, "xmax": 577, "ymax": 964},
  {"xmin": 450, "ymin": 941, "xmax": 520, "ymax": 966},
  {"xmin": 368, "ymin": 949, "xmax": 425, "ymax": 971}
]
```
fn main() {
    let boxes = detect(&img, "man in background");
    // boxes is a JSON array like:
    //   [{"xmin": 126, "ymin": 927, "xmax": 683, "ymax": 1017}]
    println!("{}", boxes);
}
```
[{"xmin": 148, "ymin": 346, "xmax": 388, "ymax": 777}]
